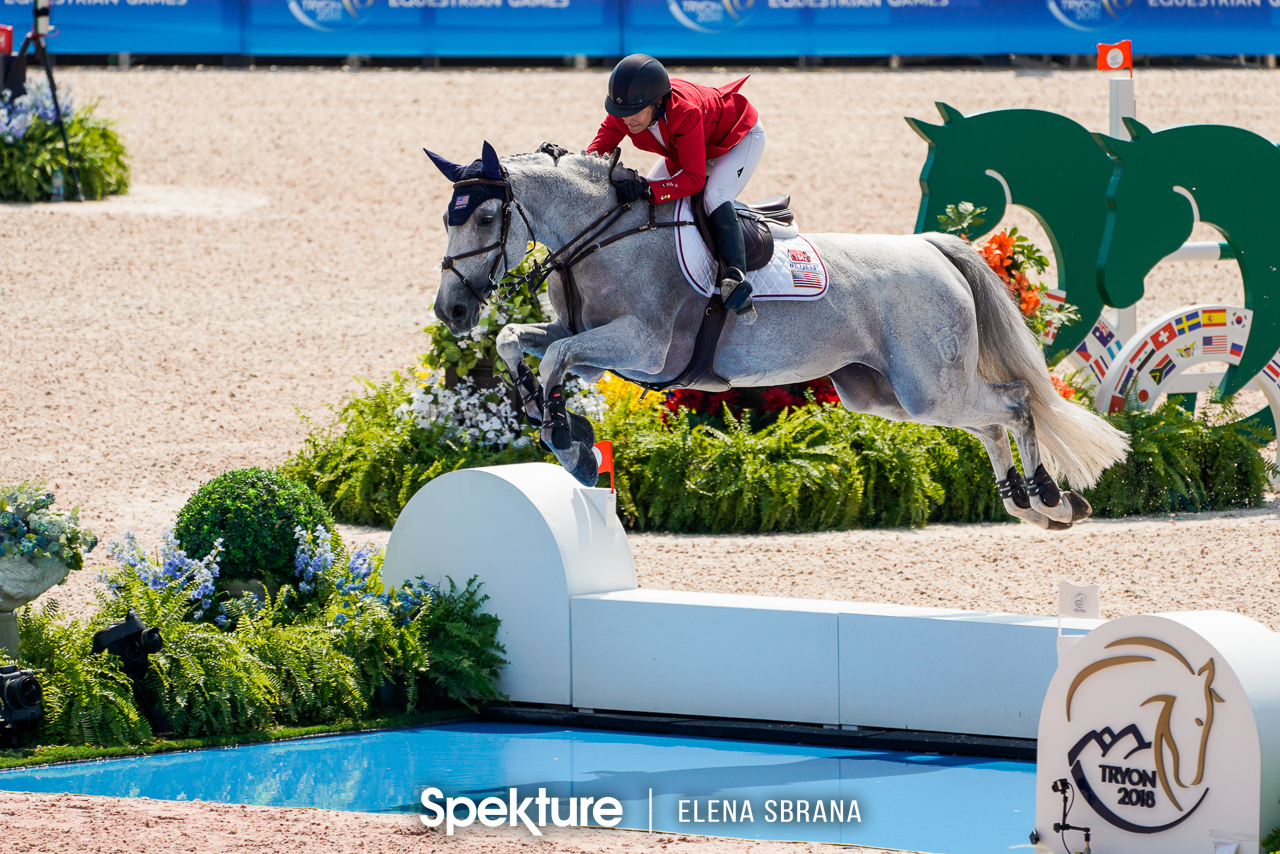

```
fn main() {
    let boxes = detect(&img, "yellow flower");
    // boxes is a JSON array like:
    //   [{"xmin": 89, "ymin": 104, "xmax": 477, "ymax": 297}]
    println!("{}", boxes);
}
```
[{"xmin": 597, "ymin": 373, "xmax": 659, "ymax": 411}]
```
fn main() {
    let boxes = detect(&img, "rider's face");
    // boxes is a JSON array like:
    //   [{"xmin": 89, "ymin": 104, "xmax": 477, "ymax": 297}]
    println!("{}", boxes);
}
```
[{"xmin": 623, "ymin": 105, "xmax": 655, "ymax": 134}]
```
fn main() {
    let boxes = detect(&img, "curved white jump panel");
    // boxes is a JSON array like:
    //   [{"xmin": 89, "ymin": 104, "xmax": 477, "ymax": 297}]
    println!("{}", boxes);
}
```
[
  {"xmin": 384, "ymin": 462, "xmax": 1100, "ymax": 737},
  {"xmin": 382, "ymin": 463, "xmax": 636, "ymax": 705}
]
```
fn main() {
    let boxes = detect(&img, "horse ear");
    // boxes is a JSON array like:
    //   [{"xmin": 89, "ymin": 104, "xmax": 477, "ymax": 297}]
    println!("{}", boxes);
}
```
[
  {"xmin": 1091, "ymin": 131, "xmax": 1128, "ymax": 159},
  {"xmin": 1122, "ymin": 117, "xmax": 1153, "ymax": 140},
  {"xmin": 424, "ymin": 148, "xmax": 463, "ymax": 183},
  {"xmin": 904, "ymin": 116, "xmax": 943, "ymax": 144},
  {"xmin": 480, "ymin": 141, "xmax": 502, "ymax": 179},
  {"xmin": 934, "ymin": 102, "xmax": 966, "ymax": 125}
]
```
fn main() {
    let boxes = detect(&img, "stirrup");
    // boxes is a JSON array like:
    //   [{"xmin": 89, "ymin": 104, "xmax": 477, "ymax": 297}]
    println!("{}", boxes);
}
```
[{"xmin": 720, "ymin": 268, "xmax": 757, "ymax": 326}]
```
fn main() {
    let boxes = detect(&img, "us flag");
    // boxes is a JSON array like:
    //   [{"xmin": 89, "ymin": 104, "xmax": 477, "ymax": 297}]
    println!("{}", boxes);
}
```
[
  {"xmin": 792, "ymin": 270, "xmax": 823, "ymax": 287},
  {"xmin": 1202, "ymin": 335, "xmax": 1228, "ymax": 355}
]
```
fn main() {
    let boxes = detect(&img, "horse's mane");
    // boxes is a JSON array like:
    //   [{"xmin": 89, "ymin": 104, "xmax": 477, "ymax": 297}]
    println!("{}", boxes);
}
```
[{"xmin": 500, "ymin": 146, "xmax": 616, "ymax": 186}]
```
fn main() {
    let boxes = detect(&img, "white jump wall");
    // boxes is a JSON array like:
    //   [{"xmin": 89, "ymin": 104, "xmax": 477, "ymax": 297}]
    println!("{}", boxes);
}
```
[{"xmin": 382, "ymin": 463, "xmax": 1099, "ymax": 739}]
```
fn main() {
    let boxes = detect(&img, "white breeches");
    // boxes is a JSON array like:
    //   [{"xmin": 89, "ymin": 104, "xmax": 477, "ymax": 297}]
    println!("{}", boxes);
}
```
[{"xmin": 647, "ymin": 120, "xmax": 766, "ymax": 215}]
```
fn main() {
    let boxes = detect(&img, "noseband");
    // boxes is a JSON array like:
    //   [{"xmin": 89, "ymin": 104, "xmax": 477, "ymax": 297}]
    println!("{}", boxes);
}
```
[{"xmin": 438, "ymin": 171, "xmax": 537, "ymax": 306}]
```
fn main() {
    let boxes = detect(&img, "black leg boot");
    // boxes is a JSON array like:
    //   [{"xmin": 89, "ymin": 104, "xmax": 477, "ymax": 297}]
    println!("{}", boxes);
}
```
[{"xmin": 707, "ymin": 201, "xmax": 757, "ymax": 326}]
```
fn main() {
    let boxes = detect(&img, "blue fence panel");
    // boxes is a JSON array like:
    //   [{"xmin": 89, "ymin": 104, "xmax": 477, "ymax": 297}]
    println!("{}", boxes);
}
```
[
  {"xmin": 0, "ymin": 0, "xmax": 241, "ymax": 54},
  {"xmin": 624, "ymin": 0, "xmax": 1280, "ymax": 57},
  {"xmin": 242, "ymin": 0, "xmax": 622, "ymax": 56},
  {"xmin": 2, "ymin": 0, "xmax": 1278, "ymax": 58}
]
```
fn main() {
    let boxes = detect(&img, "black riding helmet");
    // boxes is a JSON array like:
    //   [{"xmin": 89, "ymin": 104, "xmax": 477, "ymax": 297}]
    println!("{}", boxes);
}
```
[{"xmin": 605, "ymin": 54, "xmax": 671, "ymax": 118}]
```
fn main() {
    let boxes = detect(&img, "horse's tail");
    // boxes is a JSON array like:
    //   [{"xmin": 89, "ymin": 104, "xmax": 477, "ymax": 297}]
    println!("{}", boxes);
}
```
[{"xmin": 922, "ymin": 232, "xmax": 1129, "ymax": 489}]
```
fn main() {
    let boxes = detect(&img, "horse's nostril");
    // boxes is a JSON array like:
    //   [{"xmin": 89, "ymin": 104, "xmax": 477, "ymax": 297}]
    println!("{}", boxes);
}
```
[{"xmin": 451, "ymin": 304, "xmax": 466, "ymax": 320}]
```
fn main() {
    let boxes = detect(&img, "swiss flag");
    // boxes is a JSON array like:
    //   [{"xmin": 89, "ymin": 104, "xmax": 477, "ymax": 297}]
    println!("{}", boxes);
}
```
[
  {"xmin": 1097, "ymin": 40, "xmax": 1133, "ymax": 73},
  {"xmin": 593, "ymin": 440, "xmax": 615, "ymax": 493}
]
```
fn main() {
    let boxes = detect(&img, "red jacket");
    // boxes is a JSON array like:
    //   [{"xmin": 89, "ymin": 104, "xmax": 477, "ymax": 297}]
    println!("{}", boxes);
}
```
[{"xmin": 586, "ymin": 76, "xmax": 758, "ymax": 204}]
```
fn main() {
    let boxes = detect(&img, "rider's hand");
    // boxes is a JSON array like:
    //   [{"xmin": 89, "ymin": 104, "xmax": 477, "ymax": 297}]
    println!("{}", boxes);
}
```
[{"xmin": 615, "ymin": 176, "xmax": 651, "ymax": 205}]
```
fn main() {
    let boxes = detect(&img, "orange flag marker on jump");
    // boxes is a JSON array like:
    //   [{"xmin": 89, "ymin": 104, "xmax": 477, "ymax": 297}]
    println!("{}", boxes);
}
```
[
  {"xmin": 593, "ymin": 440, "xmax": 615, "ymax": 493},
  {"xmin": 1097, "ymin": 39, "xmax": 1133, "ymax": 77}
]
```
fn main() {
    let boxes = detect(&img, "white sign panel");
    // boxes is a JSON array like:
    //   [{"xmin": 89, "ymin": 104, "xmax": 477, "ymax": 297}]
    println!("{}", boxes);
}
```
[{"xmin": 1036, "ymin": 612, "xmax": 1280, "ymax": 854}]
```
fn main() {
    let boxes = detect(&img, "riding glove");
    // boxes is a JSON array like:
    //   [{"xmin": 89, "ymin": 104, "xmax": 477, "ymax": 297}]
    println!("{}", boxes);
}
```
[{"xmin": 615, "ymin": 176, "xmax": 651, "ymax": 205}]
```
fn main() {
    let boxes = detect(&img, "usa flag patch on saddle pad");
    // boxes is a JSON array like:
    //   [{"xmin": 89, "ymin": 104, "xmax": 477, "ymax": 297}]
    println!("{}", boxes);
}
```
[{"xmin": 673, "ymin": 198, "xmax": 830, "ymax": 301}]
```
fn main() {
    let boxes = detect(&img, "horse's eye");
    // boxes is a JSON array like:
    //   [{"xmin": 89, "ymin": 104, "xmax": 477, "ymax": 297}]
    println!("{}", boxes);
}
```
[{"xmin": 479, "ymin": 214, "xmax": 495, "ymax": 226}]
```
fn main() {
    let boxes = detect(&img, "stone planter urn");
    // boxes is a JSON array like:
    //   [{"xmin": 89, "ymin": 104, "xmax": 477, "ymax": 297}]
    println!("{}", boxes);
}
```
[{"xmin": 0, "ymin": 554, "xmax": 73, "ymax": 657}]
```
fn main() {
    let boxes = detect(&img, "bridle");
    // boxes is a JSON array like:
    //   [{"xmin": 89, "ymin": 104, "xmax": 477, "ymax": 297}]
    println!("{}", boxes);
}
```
[
  {"xmin": 438, "ymin": 171, "xmax": 537, "ymax": 306},
  {"xmin": 438, "ymin": 149, "xmax": 694, "ymax": 333}
]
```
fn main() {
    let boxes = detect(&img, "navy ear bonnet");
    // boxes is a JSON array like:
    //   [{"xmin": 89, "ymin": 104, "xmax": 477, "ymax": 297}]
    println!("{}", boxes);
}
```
[{"xmin": 425, "ymin": 142, "xmax": 508, "ymax": 226}]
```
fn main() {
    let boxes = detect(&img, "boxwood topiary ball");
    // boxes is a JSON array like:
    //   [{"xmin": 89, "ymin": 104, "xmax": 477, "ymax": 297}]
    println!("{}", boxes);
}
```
[{"xmin": 174, "ymin": 468, "xmax": 336, "ymax": 586}]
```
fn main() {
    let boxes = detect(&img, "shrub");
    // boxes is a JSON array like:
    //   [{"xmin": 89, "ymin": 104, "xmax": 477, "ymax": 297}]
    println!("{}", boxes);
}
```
[
  {"xmin": 0, "ymin": 81, "xmax": 129, "ymax": 202},
  {"xmin": 174, "ymin": 468, "xmax": 335, "ymax": 588},
  {"xmin": 14, "ymin": 603, "xmax": 151, "ymax": 748},
  {"xmin": 1079, "ymin": 399, "xmax": 1275, "ymax": 516},
  {"xmin": 281, "ymin": 374, "xmax": 544, "ymax": 528}
]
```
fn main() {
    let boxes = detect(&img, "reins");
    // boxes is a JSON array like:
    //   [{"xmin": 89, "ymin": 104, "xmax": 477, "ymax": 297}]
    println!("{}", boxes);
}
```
[{"xmin": 441, "ymin": 149, "xmax": 694, "ymax": 334}]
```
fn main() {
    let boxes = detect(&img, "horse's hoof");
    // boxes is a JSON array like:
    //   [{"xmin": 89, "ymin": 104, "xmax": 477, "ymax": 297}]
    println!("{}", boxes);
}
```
[
  {"xmin": 565, "ymin": 442, "xmax": 600, "ymax": 487},
  {"xmin": 568, "ymin": 411, "xmax": 596, "ymax": 448},
  {"xmin": 1063, "ymin": 491, "xmax": 1092, "ymax": 523},
  {"xmin": 1045, "ymin": 518, "xmax": 1074, "ymax": 531},
  {"xmin": 542, "ymin": 425, "xmax": 572, "ymax": 451}
]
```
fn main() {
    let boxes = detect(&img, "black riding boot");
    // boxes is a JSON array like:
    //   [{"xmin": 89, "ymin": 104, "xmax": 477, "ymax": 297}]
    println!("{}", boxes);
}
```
[{"xmin": 707, "ymin": 201, "xmax": 757, "ymax": 325}]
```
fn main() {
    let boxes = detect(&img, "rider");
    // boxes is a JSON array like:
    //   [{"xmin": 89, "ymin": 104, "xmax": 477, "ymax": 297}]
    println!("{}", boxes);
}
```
[{"xmin": 586, "ymin": 54, "xmax": 765, "ymax": 324}]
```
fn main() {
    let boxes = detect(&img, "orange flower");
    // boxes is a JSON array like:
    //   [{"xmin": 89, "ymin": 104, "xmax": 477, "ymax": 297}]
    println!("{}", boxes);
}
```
[
  {"xmin": 1019, "ymin": 288, "xmax": 1041, "ymax": 316},
  {"xmin": 1051, "ymin": 375, "xmax": 1076, "ymax": 401}
]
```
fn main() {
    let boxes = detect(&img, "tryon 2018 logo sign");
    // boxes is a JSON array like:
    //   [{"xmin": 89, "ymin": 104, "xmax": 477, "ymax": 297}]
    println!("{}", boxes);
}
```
[
  {"xmin": 667, "ymin": 0, "xmax": 753, "ymax": 33},
  {"xmin": 1046, "ymin": 0, "xmax": 1132, "ymax": 31},
  {"xmin": 289, "ymin": 0, "xmax": 375, "ymax": 31},
  {"xmin": 1037, "ymin": 613, "xmax": 1280, "ymax": 854}
]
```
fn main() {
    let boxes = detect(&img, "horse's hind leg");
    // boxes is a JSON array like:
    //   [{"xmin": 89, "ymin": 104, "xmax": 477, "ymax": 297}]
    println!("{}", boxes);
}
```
[
  {"xmin": 949, "ymin": 379, "xmax": 1090, "ymax": 527},
  {"xmin": 960, "ymin": 426, "xmax": 1063, "ymax": 530}
]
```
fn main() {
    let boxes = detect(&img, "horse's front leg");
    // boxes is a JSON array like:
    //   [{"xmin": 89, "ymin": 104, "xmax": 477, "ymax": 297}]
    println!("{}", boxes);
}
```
[
  {"xmin": 495, "ymin": 320, "xmax": 572, "ymax": 428},
  {"xmin": 536, "ymin": 316, "xmax": 671, "ymax": 486}
]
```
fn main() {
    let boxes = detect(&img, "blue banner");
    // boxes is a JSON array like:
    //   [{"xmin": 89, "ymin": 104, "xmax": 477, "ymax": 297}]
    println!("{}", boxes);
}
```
[
  {"xmin": 0, "ymin": 0, "xmax": 1277, "ymax": 58},
  {"xmin": 242, "ymin": 0, "xmax": 621, "ymax": 56},
  {"xmin": 0, "ymin": 0, "xmax": 241, "ymax": 54},
  {"xmin": 625, "ymin": 0, "xmax": 1280, "ymax": 57}
]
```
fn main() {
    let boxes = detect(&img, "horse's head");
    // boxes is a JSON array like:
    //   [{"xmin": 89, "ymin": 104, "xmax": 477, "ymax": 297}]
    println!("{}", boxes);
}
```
[
  {"xmin": 425, "ymin": 140, "xmax": 531, "ymax": 335},
  {"xmin": 1094, "ymin": 119, "xmax": 1195, "ymax": 308},
  {"xmin": 905, "ymin": 103, "xmax": 1007, "ymax": 238}
]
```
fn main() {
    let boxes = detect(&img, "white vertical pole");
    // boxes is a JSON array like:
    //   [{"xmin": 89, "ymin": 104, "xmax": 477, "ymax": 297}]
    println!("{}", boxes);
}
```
[{"xmin": 1109, "ymin": 76, "xmax": 1138, "ymax": 343}]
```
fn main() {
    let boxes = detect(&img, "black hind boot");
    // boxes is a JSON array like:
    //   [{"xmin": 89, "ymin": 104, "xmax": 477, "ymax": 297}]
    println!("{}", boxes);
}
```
[{"xmin": 708, "ymin": 201, "xmax": 757, "ymax": 326}]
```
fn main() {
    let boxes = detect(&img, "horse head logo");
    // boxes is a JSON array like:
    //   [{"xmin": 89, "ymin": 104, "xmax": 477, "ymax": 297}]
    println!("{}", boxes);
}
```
[
  {"xmin": 1093, "ymin": 119, "xmax": 1194, "ymax": 311},
  {"xmin": 1065, "ymin": 636, "xmax": 1224, "ymax": 833},
  {"xmin": 905, "ymin": 103, "xmax": 1009, "ymax": 240}
]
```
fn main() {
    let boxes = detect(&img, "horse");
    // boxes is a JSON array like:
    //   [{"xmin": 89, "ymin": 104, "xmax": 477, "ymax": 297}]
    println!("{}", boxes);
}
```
[
  {"xmin": 425, "ymin": 141, "xmax": 1129, "ymax": 530},
  {"xmin": 906, "ymin": 103, "xmax": 1121, "ymax": 365},
  {"xmin": 1095, "ymin": 117, "xmax": 1280, "ymax": 398}
]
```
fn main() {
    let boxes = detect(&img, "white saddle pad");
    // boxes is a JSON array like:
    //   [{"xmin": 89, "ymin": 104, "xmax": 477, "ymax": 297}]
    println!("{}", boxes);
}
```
[{"xmin": 673, "ymin": 198, "xmax": 829, "ymax": 301}]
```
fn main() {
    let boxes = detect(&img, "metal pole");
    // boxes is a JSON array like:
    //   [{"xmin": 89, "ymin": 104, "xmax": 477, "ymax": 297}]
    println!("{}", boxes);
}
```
[
  {"xmin": 38, "ymin": 43, "xmax": 83, "ymax": 201},
  {"xmin": 1108, "ymin": 76, "xmax": 1136, "ymax": 343}
]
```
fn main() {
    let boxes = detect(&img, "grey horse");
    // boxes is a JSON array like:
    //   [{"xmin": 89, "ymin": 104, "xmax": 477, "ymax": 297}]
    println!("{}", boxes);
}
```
[{"xmin": 427, "ymin": 143, "xmax": 1129, "ymax": 530}]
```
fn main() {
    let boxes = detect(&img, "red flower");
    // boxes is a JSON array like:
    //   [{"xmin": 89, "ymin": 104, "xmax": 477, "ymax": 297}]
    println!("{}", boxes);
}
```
[{"xmin": 1051, "ymin": 375, "xmax": 1076, "ymax": 401}]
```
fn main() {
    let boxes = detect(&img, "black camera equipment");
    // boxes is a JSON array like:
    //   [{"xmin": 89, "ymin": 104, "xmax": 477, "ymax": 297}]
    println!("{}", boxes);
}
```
[
  {"xmin": 2, "ymin": 0, "xmax": 83, "ymax": 201},
  {"xmin": 1051, "ymin": 777, "xmax": 1092, "ymax": 854},
  {"xmin": 91, "ymin": 609, "xmax": 172, "ymax": 734},
  {"xmin": 0, "ymin": 664, "xmax": 43, "ymax": 744}
]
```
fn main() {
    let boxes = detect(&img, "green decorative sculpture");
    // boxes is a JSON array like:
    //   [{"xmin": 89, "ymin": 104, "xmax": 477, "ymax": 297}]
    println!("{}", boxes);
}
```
[
  {"xmin": 1095, "ymin": 118, "xmax": 1280, "ymax": 397},
  {"xmin": 906, "ymin": 103, "xmax": 1117, "ymax": 364}
]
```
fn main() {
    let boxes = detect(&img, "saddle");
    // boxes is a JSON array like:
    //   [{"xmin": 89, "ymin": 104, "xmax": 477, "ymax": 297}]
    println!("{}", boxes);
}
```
[
  {"xmin": 690, "ymin": 194, "xmax": 797, "ymax": 273},
  {"xmin": 626, "ymin": 193, "xmax": 798, "ymax": 395}
]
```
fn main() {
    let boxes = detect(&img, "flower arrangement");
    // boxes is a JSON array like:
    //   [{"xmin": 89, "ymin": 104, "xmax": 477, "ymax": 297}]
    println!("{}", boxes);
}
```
[
  {"xmin": 406, "ymin": 242, "xmax": 605, "ymax": 448},
  {"xmin": 0, "ymin": 482, "xmax": 97, "ymax": 570},
  {"xmin": 936, "ymin": 203, "xmax": 1081, "ymax": 343},
  {"xmin": 103, "ymin": 530, "xmax": 221, "ymax": 620},
  {"xmin": 0, "ymin": 78, "xmax": 129, "ymax": 202}
]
